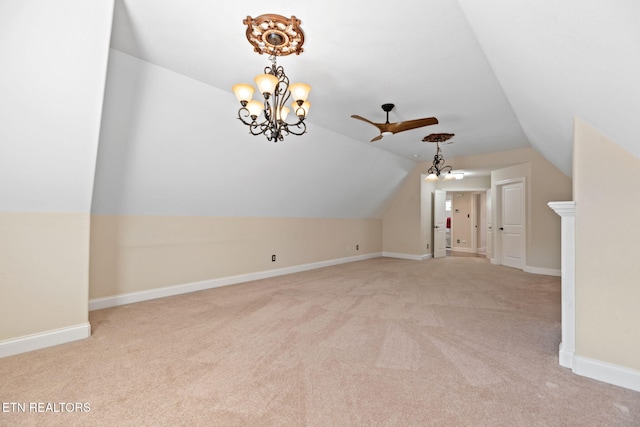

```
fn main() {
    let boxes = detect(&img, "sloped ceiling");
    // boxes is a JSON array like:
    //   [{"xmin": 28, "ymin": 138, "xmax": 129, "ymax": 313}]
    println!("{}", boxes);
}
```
[
  {"xmin": 457, "ymin": 0, "xmax": 640, "ymax": 176},
  {"xmin": 98, "ymin": 0, "xmax": 639, "ymax": 218},
  {"xmin": 109, "ymin": 0, "xmax": 530, "ymax": 164}
]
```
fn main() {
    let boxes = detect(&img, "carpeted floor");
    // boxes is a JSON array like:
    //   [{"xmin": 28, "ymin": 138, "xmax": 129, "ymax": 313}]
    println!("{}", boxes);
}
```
[{"xmin": 1, "ymin": 256, "xmax": 638, "ymax": 426}]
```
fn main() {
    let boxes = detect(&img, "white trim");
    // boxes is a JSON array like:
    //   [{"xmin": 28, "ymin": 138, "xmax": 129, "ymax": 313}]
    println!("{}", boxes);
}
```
[
  {"xmin": 477, "ymin": 246, "xmax": 486, "ymax": 255},
  {"xmin": 0, "ymin": 323, "xmax": 90, "ymax": 358},
  {"xmin": 548, "ymin": 201, "xmax": 576, "ymax": 369},
  {"xmin": 524, "ymin": 265, "xmax": 561, "ymax": 277},
  {"xmin": 547, "ymin": 201, "xmax": 576, "ymax": 217},
  {"xmin": 449, "ymin": 247, "xmax": 475, "ymax": 254},
  {"xmin": 494, "ymin": 177, "xmax": 527, "ymax": 186},
  {"xmin": 559, "ymin": 346, "xmax": 574, "ymax": 369},
  {"xmin": 382, "ymin": 252, "xmax": 432, "ymax": 261},
  {"xmin": 573, "ymin": 355, "xmax": 640, "ymax": 392},
  {"xmin": 90, "ymin": 253, "xmax": 382, "ymax": 311}
]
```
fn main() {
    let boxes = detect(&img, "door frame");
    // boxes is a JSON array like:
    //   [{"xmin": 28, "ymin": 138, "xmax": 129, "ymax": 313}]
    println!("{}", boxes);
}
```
[
  {"xmin": 433, "ymin": 189, "xmax": 447, "ymax": 258},
  {"xmin": 470, "ymin": 192, "xmax": 484, "ymax": 255},
  {"xmin": 494, "ymin": 177, "xmax": 527, "ymax": 269},
  {"xmin": 486, "ymin": 189, "xmax": 492, "ymax": 260}
]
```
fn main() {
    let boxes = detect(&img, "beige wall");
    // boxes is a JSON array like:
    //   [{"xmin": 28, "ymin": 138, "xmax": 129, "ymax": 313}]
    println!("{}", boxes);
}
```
[
  {"xmin": 436, "ymin": 176, "xmax": 491, "ymax": 191},
  {"xmin": 0, "ymin": 213, "xmax": 90, "ymax": 340},
  {"xmin": 382, "ymin": 167, "xmax": 426, "ymax": 256},
  {"xmin": 384, "ymin": 147, "xmax": 571, "ymax": 270},
  {"xmin": 529, "ymin": 152, "xmax": 573, "ymax": 270},
  {"xmin": 90, "ymin": 215, "xmax": 382, "ymax": 299},
  {"xmin": 574, "ymin": 118, "xmax": 640, "ymax": 370}
]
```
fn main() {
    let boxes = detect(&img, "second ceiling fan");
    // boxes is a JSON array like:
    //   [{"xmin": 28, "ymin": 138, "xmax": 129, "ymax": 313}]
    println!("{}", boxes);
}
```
[{"xmin": 351, "ymin": 103, "xmax": 439, "ymax": 142}]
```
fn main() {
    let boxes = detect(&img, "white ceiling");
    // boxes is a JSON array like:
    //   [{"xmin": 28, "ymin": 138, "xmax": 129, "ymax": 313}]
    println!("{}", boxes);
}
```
[{"xmin": 110, "ymin": 0, "xmax": 640, "ymax": 177}]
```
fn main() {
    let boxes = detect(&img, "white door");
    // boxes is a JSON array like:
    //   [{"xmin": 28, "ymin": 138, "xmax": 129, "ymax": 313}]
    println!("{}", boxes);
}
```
[
  {"xmin": 434, "ymin": 189, "xmax": 447, "ymax": 258},
  {"xmin": 500, "ymin": 182, "xmax": 525, "ymax": 269},
  {"xmin": 486, "ymin": 189, "xmax": 492, "ymax": 260}
]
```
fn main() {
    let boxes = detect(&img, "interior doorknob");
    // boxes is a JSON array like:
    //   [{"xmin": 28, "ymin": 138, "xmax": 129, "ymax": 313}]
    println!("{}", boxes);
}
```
[{"xmin": 500, "ymin": 227, "xmax": 504, "ymax": 230}]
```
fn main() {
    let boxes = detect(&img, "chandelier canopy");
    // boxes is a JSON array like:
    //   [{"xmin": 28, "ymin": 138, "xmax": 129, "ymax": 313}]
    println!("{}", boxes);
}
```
[
  {"xmin": 232, "ymin": 14, "xmax": 311, "ymax": 142},
  {"xmin": 423, "ymin": 133, "xmax": 459, "ymax": 181}
]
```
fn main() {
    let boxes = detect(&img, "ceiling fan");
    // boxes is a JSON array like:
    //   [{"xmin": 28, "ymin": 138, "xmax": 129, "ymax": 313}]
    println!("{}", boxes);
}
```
[{"xmin": 351, "ymin": 103, "xmax": 439, "ymax": 142}]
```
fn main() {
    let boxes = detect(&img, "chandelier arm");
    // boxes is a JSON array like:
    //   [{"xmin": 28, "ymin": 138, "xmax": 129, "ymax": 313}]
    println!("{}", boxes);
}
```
[
  {"xmin": 263, "ymin": 97, "xmax": 273, "ymax": 123},
  {"xmin": 274, "ymin": 66, "xmax": 291, "ymax": 107},
  {"xmin": 256, "ymin": 119, "xmax": 275, "ymax": 136},
  {"xmin": 293, "ymin": 104, "xmax": 306, "ymax": 117},
  {"xmin": 247, "ymin": 121, "xmax": 270, "ymax": 137},
  {"xmin": 237, "ymin": 107, "xmax": 257, "ymax": 126},
  {"xmin": 283, "ymin": 120, "xmax": 307, "ymax": 136}
]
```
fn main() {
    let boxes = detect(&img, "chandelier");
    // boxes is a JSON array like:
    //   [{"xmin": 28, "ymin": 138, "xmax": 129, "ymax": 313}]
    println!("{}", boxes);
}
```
[
  {"xmin": 232, "ymin": 14, "xmax": 311, "ymax": 142},
  {"xmin": 423, "ymin": 133, "xmax": 458, "ymax": 181}
]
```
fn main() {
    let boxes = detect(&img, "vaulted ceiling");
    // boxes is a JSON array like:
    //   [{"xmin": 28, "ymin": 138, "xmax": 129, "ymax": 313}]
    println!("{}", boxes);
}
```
[{"xmin": 109, "ymin": 0, "xmax": 639, "ymax": 178}]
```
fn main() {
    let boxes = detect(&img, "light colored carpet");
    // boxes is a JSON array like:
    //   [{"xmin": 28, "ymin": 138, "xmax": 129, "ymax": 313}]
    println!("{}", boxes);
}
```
[{"xmin": 1, "ymin": 256, "xmax": 638, "ymax": 426}]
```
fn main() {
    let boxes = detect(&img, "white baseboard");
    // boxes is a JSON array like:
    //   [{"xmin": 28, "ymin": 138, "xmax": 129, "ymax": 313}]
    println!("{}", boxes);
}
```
[
  {"xmin": 488, "ymin": 260, "xmax": 561, "ymax": 277},
  {"xmin": 0, "ymin": 323, "xmax": 91, "ymax": 359},
  {"xmin": 89, "ymin": 252, "xmax": 382, "ymax": 311},
  {"xmin": 382, "ymin": 252, "xmax": 432, "ymax": 261},
  {"xmin": 573, "ymin": 355, "xmax": 640, "ymax": 392},
  {"xmin": 559, "ymin": 344, "xmax": 574, "ymax": 369},
  {"xmin": 450, "ymin": 247, "xmax": 475, "ymax": 253},
  {"xmin": 524, "ymin": 265, "xmax": 561, "ymax": 277}
]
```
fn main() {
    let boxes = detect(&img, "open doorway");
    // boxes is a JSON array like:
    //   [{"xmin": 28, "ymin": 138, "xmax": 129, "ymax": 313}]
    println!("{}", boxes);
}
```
[{"xmin": 446, "ymin": 191, "xmax": 487, "ymax": 258}]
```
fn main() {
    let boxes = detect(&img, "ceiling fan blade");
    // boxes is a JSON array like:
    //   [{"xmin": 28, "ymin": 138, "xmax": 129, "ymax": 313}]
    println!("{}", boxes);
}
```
[
  {"xmin": 351, "ymin": 114, "xmax": 377, "ymax": 125},
  {"xmin": 388, "ymin": 117, "xmax": 439, "ymax": 134},
  {"xmin": 353, "ymin": 108, "xmax": 438, "ymax": 141},
  {"xmin": 351, "ymin": 114, "xmax": 387, "ymax": 133}
]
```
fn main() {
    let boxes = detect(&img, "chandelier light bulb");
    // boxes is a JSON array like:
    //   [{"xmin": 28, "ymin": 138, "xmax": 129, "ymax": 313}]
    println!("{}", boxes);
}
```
[
  {"xmin": 246, "ymin": 100, "xmax": 264, "ymax": 119},
  {"xmin": 288, "ymin": 83, "xmax": 311, "ymax": 102},
  {"xmin": 276, "ymin": 106, "xmax": 290, "ymax": 121},
  {"xmin": 232, "ymin": 84, "xmax": 254, "ymax": 104},
  {"xmin": 254, "ymin": 73, "xmax": 279, "ymax": 96}
]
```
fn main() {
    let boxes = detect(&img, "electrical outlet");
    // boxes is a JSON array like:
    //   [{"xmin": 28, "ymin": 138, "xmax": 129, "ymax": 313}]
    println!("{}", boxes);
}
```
[
  {"xmin": 457, "ymin": 239, "xmax": 460, "ymax": 244},
  {"xmin": 356, "ymin": 244, "xmax": 359, "ymax": 250},
  {"xmin": 271, "ymin": 254, "xmax": 276, "ymax": 262}
]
